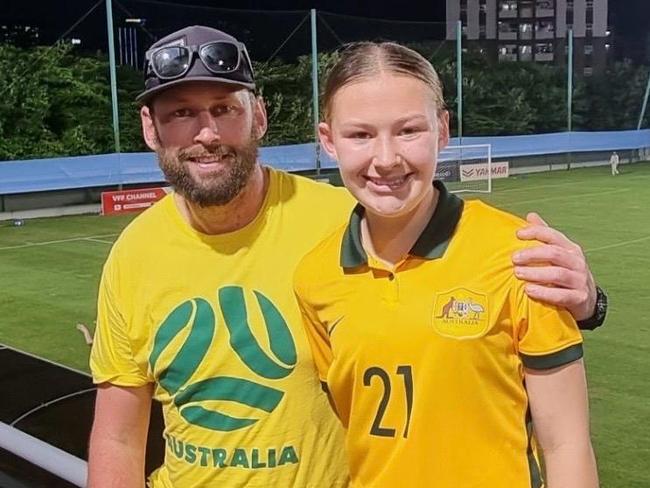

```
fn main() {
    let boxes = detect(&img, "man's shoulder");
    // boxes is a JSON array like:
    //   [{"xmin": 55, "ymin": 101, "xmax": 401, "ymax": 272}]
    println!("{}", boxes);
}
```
[
  {"xmin": 109, "ymin": 194, "xmax": 174, "ymax": 258},
  {"xmin": 269, "ymin": 169, "xmax": 354, "ymax": 231},
  {"xmin": 271, "ymin": 168, "xmax": 353, "ymax": 207}
]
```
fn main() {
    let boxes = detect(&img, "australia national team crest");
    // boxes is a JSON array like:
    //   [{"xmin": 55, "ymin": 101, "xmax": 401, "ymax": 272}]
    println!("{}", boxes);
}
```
[{"xmin": 432, "ymin": 288, "xmax": 490, "ymax": 339}]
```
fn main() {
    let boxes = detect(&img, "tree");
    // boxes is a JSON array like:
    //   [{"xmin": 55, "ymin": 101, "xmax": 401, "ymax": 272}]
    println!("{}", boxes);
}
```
[
  {"xmin": 1, "ymin": 43, "xmax": 647, "ymax": 162},
  {"xmin": 0, "ymin": 43, "xmax": 145, "ymax": 160},
  {"xmin": 580, "ymin": 61, "xmax": 650, "ymax": 130}
]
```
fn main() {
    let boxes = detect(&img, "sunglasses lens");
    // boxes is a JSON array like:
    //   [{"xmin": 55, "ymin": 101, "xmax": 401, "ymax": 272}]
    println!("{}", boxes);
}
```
[
  {"xmin": 200, "ymin": 42, "xmax": 240, "ymax": 73},
  {"xmin": 152, "ymin": 47, "xmax": 190, "ymax": 78}
]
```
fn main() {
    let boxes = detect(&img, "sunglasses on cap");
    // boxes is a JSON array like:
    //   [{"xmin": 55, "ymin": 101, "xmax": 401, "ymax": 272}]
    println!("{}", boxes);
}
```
[{"xmin": 145, "ymin": 40, "xmax": 254, "ymax": 81}]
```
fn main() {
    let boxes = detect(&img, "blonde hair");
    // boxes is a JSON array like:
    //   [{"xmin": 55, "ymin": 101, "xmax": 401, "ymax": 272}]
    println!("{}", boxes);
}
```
[{"xmin": 322, "ymin": 41, "xmax": 446, "ymax": 122}]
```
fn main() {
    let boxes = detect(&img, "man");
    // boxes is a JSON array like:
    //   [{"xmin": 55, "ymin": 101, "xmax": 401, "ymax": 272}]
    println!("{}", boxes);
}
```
[
  {"xmin": 610, "ymin": 151, "xmax": 620, "ymax": 175},
  {"xmin": 88, "ymin": 26, "xmax": 607, "ymax": 488}
]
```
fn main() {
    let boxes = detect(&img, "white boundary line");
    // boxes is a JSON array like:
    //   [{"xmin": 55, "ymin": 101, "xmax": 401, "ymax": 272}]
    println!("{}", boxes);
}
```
[
  {"xmin": 84, "ymin": 237, "xmax": 115, "ymax": 245},
  {"xmin": 496, "ymin": 180, "xmax": 604, "ymax": 193},
  {"xmin": 495, "ymin": 169, "xmax": 650, "ymax": 194},
  {"xmin": 585, "ymin": 235, "xmax": 650, "ymax": 254},
  {"xmin": 0, "ymin": 343, "xmax": 91, "ymax": 378},
  {"xmin": 503, "ymin": 188, "xmax": 627, "ymax": 206},
  {"xmin": 0, "ymin": 233, "xmax": 117, "ymax": 251}
]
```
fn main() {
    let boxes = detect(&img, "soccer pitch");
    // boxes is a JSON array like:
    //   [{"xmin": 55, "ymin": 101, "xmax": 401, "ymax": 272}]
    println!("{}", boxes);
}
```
[{"xmin": 1, "ymin": 162, "xmax": 648, "ymax": 486}]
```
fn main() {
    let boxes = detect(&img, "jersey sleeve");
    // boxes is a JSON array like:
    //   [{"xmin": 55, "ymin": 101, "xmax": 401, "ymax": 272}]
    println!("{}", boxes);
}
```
[
  {"xmin": 513, "ymin": 278, "xmax": 584, "ymax": 370},
  {"xmin": 293, "ymin": 264, "xmax": 334, "ymax": 385},
  {"xmin": 89, "ymin": 249, "xmax": 150, "ymax": 386}
]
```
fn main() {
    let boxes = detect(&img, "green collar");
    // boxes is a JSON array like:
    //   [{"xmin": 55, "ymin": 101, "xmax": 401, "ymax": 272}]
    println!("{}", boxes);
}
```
[{"xmin": 340, "ymin": 180, "xmax": 464, "ymax": 269}]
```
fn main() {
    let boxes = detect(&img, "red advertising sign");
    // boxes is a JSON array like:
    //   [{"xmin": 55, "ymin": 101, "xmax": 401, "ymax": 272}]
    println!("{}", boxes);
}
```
[{"xmin": 101, "ymin": 187, "xmax": 170, "ymax": 215}]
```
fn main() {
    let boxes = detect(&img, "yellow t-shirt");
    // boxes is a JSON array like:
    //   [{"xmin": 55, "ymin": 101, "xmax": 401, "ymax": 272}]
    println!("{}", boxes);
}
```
[
  {"xmin": 90, "ymin": 168, "xmax": 354, "ymax": 488},
  {"xmin": 294, "ymin": 181, "xmax": 583, "ymax": 488}
]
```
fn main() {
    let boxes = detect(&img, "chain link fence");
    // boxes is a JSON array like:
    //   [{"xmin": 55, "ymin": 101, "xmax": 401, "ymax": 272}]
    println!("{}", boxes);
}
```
[{"xmin": 1, "ymin": 1, "xmax": 649, "ymax": 161}]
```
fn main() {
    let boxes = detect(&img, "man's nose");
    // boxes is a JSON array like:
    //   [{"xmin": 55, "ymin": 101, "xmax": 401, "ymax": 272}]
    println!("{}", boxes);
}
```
[{"xmin": 193, "ymin": 111, "xmax": 220, "ymax": 146}]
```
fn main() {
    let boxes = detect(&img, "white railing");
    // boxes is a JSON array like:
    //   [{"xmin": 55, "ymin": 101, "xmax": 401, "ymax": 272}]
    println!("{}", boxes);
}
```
[{"xmin": 0, "ymin": 421, "xmax": 87, "ymax": 487}]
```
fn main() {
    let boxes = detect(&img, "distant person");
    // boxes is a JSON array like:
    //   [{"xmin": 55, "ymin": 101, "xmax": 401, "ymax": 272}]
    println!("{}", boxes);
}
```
[
  {"xmin": 87, "ymin": 26, "xmax": 607, "ymax": 488},
  {"xmin": 610, "ymin": 151, "xmax": 620, "ymax": 175}
]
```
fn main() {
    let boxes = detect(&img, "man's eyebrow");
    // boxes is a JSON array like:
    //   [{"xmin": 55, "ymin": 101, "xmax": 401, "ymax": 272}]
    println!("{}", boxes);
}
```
[{"xmin": 160, "ymin": 94, "xmax": 239, "ymax": 105}]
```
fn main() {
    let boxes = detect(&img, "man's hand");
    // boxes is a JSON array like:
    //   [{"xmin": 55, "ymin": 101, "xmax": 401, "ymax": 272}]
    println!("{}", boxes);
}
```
[{"xmin": 513, "ymin": 212, "xmax": 597, "ymax": 322}]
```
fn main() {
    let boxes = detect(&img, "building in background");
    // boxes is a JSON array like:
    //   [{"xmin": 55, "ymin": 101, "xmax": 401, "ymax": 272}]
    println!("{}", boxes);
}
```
[
  {"xmin": 1, "ymin": 23, "xmax": 41, "ymax": 47},
  {"xmin": 446, "ymin": 0, "xmax": 611, "ymax": 75}
]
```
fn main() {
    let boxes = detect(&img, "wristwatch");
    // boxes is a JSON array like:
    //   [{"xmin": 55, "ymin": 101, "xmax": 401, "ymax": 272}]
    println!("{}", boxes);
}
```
[{"xmin": 576, "ymin": 286, "xmax": 608, "ymax": 331}]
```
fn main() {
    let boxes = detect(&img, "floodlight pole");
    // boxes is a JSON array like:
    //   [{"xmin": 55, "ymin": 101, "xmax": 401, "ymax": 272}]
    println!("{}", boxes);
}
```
[
  {"xmin": 567, "ymin": 28, "xmax": 573, "ymax": 134},
  {"xmin": 310, "ymin": 9, "xmax": 321, "ymax": 175},
  {"xmin": 566, "ymin": 28, "xmax": 573, "ymax": 169},
  {"xmin": 637, "ymin": 67, "xmax": 650, "ymax": 130},
  {"xmin": 105, "ymin": 0, "xmax": 121, "ymax": 154},
  {"xmin": 456, "ymin": 20, "xmax": 463, "ymax": 145}
]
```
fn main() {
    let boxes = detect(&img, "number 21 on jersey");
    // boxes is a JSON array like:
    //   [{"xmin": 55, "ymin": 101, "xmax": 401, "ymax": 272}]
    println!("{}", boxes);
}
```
[{"xmin": 363, "ymin": 365, "xmax": 413, "ymax": 438}]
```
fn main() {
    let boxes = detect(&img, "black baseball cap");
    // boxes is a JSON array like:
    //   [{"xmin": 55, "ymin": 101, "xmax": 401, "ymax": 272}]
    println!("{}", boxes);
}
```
[{"xmin": 136, "ymin": 25, "xmax": 256, "ymax": 105}]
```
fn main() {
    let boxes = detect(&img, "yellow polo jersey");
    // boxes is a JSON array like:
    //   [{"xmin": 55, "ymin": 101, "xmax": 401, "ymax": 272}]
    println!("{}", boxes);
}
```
[
  {"xmin": 90, "ymin": 168, "xmax": 354, "ymax": 488},
  {"xmin": 294, "ymin": 181, "xmax": 584, "ymax": 488}
]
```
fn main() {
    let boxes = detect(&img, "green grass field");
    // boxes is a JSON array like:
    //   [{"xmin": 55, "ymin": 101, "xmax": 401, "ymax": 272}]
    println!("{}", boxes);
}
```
[{"xmin": 1, "ymin": 162, "xmax": 649, "ymax": 486}]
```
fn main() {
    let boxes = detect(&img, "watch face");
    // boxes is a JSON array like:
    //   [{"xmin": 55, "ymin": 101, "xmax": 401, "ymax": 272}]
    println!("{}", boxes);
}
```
[
  {"xmin": 596, "ymin": 288, "xmax": 608, "ymax": 317},
  {"xmin": 577, "ymin": 287, "xmax": 607, "ymax": 329}
]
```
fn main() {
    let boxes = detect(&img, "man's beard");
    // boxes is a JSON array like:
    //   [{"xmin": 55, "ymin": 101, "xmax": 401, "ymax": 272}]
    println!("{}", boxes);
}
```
[{"xmin": 157, "ymin": 136, "xmax": 259, "ymax": 207}]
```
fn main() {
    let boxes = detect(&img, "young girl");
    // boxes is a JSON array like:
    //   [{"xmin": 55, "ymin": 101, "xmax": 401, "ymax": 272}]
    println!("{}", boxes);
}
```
[{"xmin": 294, "ymin": 42, "xmax": 598, "ymax": 487}]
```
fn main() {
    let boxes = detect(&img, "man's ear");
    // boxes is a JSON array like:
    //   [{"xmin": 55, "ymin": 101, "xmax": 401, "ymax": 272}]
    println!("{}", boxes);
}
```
[
  {"xmin": 318, "ymin": 121, "xmax": 338, "ymax": 161},
  {"xmin": 252, "ymin": 94, "xmax": 268, "ymax": 140},
  {"xmin": 141, "ymin": 105, "xmax": 160, "ymax": 151}
]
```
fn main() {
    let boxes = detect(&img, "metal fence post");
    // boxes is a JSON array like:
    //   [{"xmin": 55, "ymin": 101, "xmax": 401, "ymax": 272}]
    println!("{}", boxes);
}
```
[{"xmin": 310, "ymin": 9, "xmax": 320, "ymax": 175}]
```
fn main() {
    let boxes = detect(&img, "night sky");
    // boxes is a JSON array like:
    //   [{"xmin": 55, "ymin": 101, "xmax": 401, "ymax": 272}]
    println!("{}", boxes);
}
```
[{"xmin": 4, "ymin": 0, "xmax": 649, "ymax": 63}]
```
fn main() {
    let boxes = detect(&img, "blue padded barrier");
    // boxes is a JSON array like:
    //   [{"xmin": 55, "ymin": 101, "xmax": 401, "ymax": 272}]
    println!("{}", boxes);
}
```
[
  {"xmin": 1, "ymin": 130, "xmax": 649, "ymax": 195},
  {"xmin": 450, "ymin": 130, "xmax": 650, "ymax": 158}
]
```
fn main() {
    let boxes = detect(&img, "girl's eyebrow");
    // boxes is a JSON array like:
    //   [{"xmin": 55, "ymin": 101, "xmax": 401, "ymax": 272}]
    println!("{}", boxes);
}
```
[{"xmin": 338, "ymin": 114, "xmax": 430, "ymax": 128}]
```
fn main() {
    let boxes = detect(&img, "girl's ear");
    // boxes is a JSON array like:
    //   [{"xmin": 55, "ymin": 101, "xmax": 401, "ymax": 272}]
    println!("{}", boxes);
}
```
[{"xmin": 318, "ymin": 121, "xmax": 338, "ymax": 160}]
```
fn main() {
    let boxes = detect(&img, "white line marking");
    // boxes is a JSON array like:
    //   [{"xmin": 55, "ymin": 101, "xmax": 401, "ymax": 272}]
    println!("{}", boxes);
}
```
[
  {"xmin": 0, "ymin": 234, "xmax": 118, "ymax": 251},
  {"xmin": 496, "ymin": 171, "xmax": 650, "ymax": 194},
  {"xmin": 84, "ymin": 238, "xmax": 115, "ymax": 245},
  {"xmin": 0, "ymin": 343, "xmax": 91, "ymax": 378},
  {"xmin": 503, "ymin": 188, "xmax": 627, "ymax": 206},
  {"xmin": 585, "ymin": 235, "xmax": 650, "ymax": 254},
  {"xmin": 497, "ymin": 180, "xmax": 597, "ymax": 193}
]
